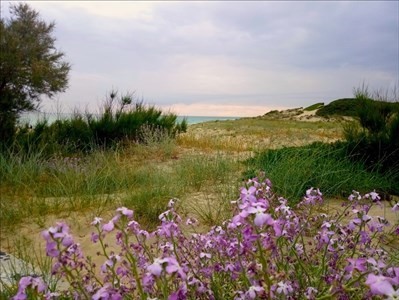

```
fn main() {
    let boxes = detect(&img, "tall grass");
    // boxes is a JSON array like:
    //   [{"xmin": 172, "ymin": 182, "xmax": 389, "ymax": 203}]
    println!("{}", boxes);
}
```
[
  {"xmin": 0, "ymin": 238, "xmax": 64, "ymax": 298},
  {"xmin": 0, "ymin": 138, "xmax": 240, "ymax": 231},
  {"xmin": 245, "ymin": 142, "xmax": 398, "ymax": 203},
  {"xmin": 343, "ymin": 87, "xmax": 399, "ymax": 180}
]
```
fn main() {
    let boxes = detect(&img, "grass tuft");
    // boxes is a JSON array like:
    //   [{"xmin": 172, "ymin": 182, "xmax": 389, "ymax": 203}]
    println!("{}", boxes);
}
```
[{"xmin": 244, "ymin": 142, "xmax": 398, "ymax": 203}]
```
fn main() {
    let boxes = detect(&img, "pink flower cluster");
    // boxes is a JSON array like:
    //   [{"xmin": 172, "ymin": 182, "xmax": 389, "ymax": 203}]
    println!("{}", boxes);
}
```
[{"xmin": 13, "ymin": 175, "xmax": 399, "ymax": 299}]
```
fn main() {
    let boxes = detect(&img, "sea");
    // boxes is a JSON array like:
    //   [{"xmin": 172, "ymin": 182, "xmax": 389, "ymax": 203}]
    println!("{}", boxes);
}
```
[{"xmin": 19, "ymin": 112, "xmax": 239, "ymax": 126}]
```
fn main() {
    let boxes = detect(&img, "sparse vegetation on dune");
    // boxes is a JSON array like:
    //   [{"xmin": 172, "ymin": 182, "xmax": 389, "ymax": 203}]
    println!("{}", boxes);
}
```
[{"xmin": 179, "ymin": 117, "xmax": 345, "ymax": 152}]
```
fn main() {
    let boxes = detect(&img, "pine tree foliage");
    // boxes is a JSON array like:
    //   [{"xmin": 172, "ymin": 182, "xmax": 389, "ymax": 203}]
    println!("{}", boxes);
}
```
[{"xmin": 0, "ymin": 3, "xmax": 70, "ymax": 142}]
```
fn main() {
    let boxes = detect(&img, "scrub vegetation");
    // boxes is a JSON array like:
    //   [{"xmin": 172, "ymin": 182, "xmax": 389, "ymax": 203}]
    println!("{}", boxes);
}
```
[{"xmin": 1, "ymin": 88, "xmax": 398, "ymax": 299}]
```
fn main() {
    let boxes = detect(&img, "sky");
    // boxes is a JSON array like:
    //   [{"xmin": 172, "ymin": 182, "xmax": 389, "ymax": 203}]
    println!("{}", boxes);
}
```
[{"xmin": 2, "ymin": 1, "xmax": 398, "ymax": 117}]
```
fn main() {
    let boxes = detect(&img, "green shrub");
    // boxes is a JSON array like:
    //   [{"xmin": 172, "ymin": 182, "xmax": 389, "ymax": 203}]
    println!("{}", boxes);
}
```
[
  {"xmin": 316, "ymin": 98, "xmax": 358, "ymax": 117},
  {"xmin": 87, "ymin": 93, "xmax": 186, "ymax": 148},
  {"xmin": 10, "ymin": 91, "xmax": 187, "ymax": 155},
  {"xmin": 343, "ymin": 86, "xmax": 399, "ymax": 180},
  {"xmin": 52, "ymin": 116, "xmax": 94, "ymax": 152},
  {"xmin": 317, "ymin": 96, "xmax": 399, "ymax": 119}
]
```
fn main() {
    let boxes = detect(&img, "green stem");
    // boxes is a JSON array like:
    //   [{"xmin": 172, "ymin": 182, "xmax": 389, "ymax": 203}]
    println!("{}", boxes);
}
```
[
  {"xmin": 255, "ymin": 227, "xmax": 272, "ymax": 297},
  {"xmin": 122, "ymin": 229, "xmax": 146, "ymax": 299}
]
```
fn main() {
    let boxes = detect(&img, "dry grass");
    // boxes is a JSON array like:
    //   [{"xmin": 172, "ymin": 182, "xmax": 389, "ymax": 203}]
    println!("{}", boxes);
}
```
[{"xmin": 178, "ymin": 117, "xmax": 345, "ymax": 152}]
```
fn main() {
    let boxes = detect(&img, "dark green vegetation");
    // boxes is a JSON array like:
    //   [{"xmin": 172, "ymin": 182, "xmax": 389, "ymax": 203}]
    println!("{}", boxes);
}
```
[
  {"xmin": 316, "ymin": 97, "xmax": 399, "ymax": 118},
  {"xmin": 245, "ymin": 142, "xmax": 398, "ymax": 202},
  {"xmin": 10, "ymin": 91, "xmax": 187, "ymax": 155},
  {"xmin": 343, "ymin": 91, "xmax": 399, "ymax": 183},
  {"xmin": 316, "ymin": 98, "xmax": 358, "ymax": 117},
  {"xmin": 0, "ymin": 3, "xmax": 70, "ymax": 143}
]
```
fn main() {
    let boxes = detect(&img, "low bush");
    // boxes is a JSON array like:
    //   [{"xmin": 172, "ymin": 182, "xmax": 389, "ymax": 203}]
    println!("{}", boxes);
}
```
[{"xmin": 10, "ymin": 175, "xmax": 399, "ymax": 299}]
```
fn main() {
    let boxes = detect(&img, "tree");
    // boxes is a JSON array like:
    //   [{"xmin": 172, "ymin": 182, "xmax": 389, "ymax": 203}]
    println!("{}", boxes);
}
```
[{"xmin": 0, "ymin": 3, "xmax": 70, "ymax": 143}]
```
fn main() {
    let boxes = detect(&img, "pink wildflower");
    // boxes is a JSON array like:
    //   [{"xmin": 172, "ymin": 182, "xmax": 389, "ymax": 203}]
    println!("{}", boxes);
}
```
[
  {"xmin": 91, "ymin": 217, "xmax": 103, "ymax": 225},
  {"xmin": 240, "ymin": 186, "xmax": 257, "ymax": 203},
  {"xmin": 247, "ymin": 205, "xmax": 273, "ymax": 227},
  {"xmin": 147, "ymin": 258, "xmax": 165, "ymax": 276},
  {"xmin": 102, "ymin": 220, "xmax": 114, "ymax": 232},
  {"xmin": 246, "ymin": 285, "xmax": 264, "ymax": 299},
  {"xmin": 365, "ymin": 274, "xmax": 395, "ymax": 296},
  {"xmin": 276, "ymin": 281, "xmax": 293, "ymax": 295},
  {"xmin": 116, "ymin": 207, "xmax": 133, "ymax": 218}
]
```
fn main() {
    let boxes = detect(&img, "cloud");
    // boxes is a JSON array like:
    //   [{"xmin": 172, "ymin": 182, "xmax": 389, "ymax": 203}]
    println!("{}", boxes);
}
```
[
  {"xmin": 23, "ymin": 1, "xmax": 158, "ymax": 21},
  {"xmin": 161, "ymin": 103, "xmax": 287, "ymax": 117},
  {"xmin": 2, "ymin": 1, "xmax": 398, "ymax": 116}
]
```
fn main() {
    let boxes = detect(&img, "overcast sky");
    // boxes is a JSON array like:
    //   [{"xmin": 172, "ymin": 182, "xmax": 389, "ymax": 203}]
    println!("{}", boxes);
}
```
[{"xmin": 2, "ymin": 1, "xmax": 398, "ymax": 116}]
